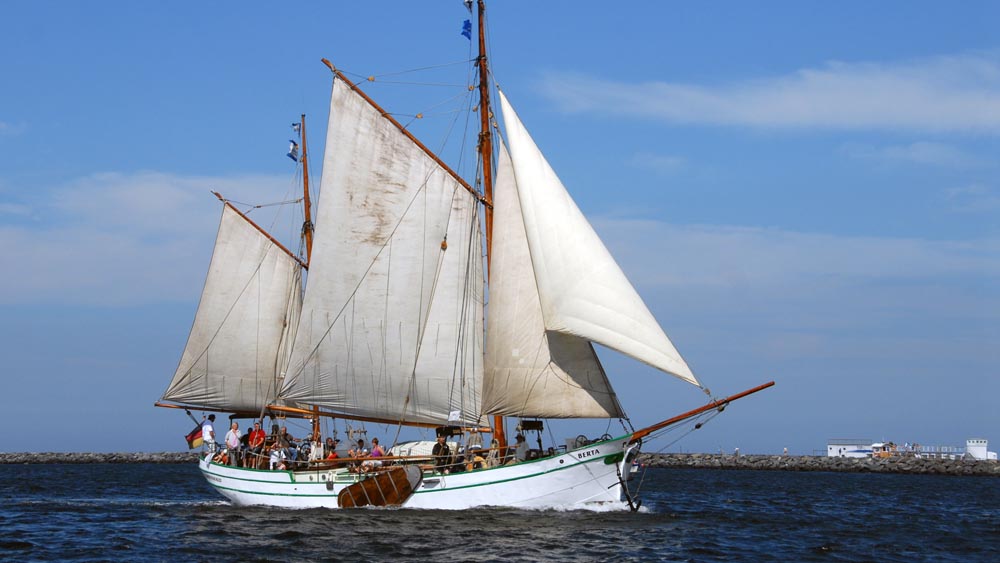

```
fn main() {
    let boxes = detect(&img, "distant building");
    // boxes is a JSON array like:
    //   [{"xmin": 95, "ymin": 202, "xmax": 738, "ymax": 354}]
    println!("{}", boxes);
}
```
[
  {"xmin": 966, "ymin": 439, "xmax": 998, "ymax": 461},
  {"xmin": 827, "ymin": 438, "xmax": 997, "ymax": 460},
  {"xmin": 827, "ymin": 439, "xmax": 872, "ymax": 458}
]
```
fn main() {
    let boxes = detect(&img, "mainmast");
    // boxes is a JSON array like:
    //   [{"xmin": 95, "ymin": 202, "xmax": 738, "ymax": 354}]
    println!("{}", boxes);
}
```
[
  {"xmin": 294, "ymin": 114, "xmax": 319, "ymax": 439},
  {"xmin": 299, "ymin": 113, "xmax": 315, "ymax": 265},
  {"xmin": 476, "ymin": 0, "xmax": 506, "ymax": 452},
  {"xmin": 477, "ymin": 0, "xmax": 494, "ymax": 266}
]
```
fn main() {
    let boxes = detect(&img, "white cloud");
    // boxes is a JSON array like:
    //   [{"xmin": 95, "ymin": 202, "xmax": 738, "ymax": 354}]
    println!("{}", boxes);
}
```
[
  {"xmin": 0, "ymin": 121, "xmax": 26, "ymax": 136},
  {"xmin": 946, "ymin": 183, "xmax": 1000, "ymax": 213},
  {"xmin": 844, "ymin": 141, "xmax": 987, "ymax": 168},
  {"xmin": 628, "ymin": 152, "xmax": 685, "ymax": 175},
  {"xmin": 600, "ymin": 220, "xmax": 1000, "ymax": 287},
  {"xmin": 0, "ymin": 171, "xmax": 299, "ymax": 306},
  {"xmin": 594, "ymin": 218, "xmax": 1000, "ymax": 348},
  {"xmin": 0, "ymin": 202, "xmax": 32, "ymax": 216},
  {"xmin": 539, "ymin": 52, "xmax": 1000, "ymax": 133}
]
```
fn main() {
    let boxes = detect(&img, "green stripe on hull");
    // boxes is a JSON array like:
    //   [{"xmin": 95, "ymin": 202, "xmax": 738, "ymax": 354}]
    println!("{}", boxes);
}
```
[{"xmin": 201, "ymin": 440, "xmax": 627, "ymax": 500}]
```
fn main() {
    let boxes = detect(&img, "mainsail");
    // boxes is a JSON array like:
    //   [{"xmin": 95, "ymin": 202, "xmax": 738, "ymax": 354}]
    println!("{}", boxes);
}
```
[
  {"xmin": 279, "ymin": 78, "xmax": 485, "ymax": 426},
  {"xmin": 497, "ymin": 92, "xmax": 699, "ymax": 387},
  {"xmin": 484, "ymin": 141, "xmax": 624, "ymax": 418},
  {"xmin": 162, "ymin": 204, "xmax": 303, "ymax": 412}
]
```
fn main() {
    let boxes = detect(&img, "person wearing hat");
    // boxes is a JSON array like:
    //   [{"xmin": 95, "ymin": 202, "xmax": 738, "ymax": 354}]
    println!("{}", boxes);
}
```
[
  {"xmin": 324, "ymin": 437, "xmax": 340, "ymax": 460},
  {"xmin": 514, "ymin": 434, "xmax": 529, "ymax": 462},
  {"xmin": 201, "ymin": 414, "xmax": 217, "ymax": 453}
]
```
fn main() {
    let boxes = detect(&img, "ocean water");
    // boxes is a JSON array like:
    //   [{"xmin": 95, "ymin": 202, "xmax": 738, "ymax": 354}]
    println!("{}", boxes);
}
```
[{"xmin": 0, "ymin": 463, "xmax": 997, "ymax": 562}]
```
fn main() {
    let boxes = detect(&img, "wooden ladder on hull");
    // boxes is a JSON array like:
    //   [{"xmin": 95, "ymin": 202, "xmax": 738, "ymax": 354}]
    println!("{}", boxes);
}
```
[{"xmin": 337, "ymin": 466, "xmax": 423, "ymax": 508}]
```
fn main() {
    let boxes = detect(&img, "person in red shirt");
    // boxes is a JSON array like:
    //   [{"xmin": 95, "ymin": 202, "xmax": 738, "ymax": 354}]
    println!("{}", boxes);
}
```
[{"xmin": 245, "ymin": 421, "xmax": 267, "ymax": 468}]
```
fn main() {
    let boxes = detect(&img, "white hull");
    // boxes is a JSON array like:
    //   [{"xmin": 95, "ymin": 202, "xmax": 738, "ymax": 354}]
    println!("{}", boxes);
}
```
[{"xmin": 199, "ymin": 435, "xmax": 637, "ymax": 510}]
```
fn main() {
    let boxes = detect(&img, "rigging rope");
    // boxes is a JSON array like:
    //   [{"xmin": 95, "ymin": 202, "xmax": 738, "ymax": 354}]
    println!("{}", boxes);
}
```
[
  {"xmin": 228, "ymin": 197, "xmax": 303, "ymax": 212},
  {"xmin": 631, "ymin": 407, "xmax": 725, "ymax": 499},
  {"xmin": 367, "ymin": 80, "xmax": 467, "ymax": 88},
  {"xmin": 341, "ymin": 59, "xmax": 474, "ymax": 81}
]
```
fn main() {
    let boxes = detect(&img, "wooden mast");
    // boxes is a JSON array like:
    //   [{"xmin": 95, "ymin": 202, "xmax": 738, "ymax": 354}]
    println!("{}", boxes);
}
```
[
  {"xmin": 299, "ymin": 113, "xmax": 315, "ymax": 265},
  {"xmin": 478, "ymin": 0, "xmax": 494, "ymax": 266},
  {"xmin": 477, "ymin": 0, "xmax": 506, "ymax": 453},
  {"xmin": 297, "ymin": 114, "xmax": 321, "ymax": 441}
]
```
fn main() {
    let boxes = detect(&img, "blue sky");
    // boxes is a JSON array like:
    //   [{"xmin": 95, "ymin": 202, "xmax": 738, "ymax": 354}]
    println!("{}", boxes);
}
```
[{"xmin": 1, "ymin": 1, "xmax": 997, "ymax": 454}]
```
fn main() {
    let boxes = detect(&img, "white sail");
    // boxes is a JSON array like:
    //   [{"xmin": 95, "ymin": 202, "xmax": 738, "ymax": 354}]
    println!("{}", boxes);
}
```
[
  {"xmin": 279, "ymin": 78, "xmax": 485, "ymax": 425},
  {"xmin": 484, "ymin": 141, "xmax": 624, "ymax": 418},
  {"xmin": 163, "ymin": 204, "xmax": 303, "ymax": 412},
  {"xmin": 497, "ymin": 91, "xmax": 699, "ymax": 386}
]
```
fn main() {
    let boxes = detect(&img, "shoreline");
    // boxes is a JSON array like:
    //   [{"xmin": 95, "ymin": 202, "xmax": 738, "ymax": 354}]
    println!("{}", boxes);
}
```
[
  {"xmin": 2, "ymin": 452, "xmax": 997, "ymax": 476},
  {"xmin": 640, "ymin": 453, "xmax": 1000, "ymax": 476},
  {"xmin": 0, "ymin": 452, "xmax": 200, "ymax": 464}
]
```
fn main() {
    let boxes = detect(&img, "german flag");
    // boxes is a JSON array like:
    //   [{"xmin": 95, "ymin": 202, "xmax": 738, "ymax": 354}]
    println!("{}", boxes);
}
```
[{"xmin": 185, "ymin": 425, "xmax": 204, "ymax": 449}]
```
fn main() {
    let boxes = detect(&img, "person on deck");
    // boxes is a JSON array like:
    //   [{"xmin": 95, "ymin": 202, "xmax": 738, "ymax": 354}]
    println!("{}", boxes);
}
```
[
  {"xmin": 513, "ymin": 434, "xmax": 529, "ymax": 463},
  {"xmin": 268, "ymin": 442, "xmax": 287, "ymax": 470},
  {"xmin": 465, "ymin": 449, "xmax": 486, "ymax": 471},
  {"xmin": 246, "ymin": 422, "xmax": 266, "ymax": 468},
  {"xmin": 348, "ymin": 439, "xmax": 367, "ymax": 458},
  {"xmin": 324, "ymin": 438, "xmax": 340, "ymax": 460},
  {"xmin": 361, "ymin": 438, "xmax": 386, "ymax": 472},
  {"xmin": 224, "ymin": 422, "xmax": 242, "ymax": 466},
  {"xmin": 432, "ymin": 434, "xmax": 451, "ymax": 474},
  {"xmin": 307, "ymin": 432, "xmax": 325, "ymax": 463},
  {"xmin": 202, "ymin": 414, "xmax": 217, "ymax": 454},
  {"xmin": 348, "ymin": 439, "xmax": 368, "ymax": 472},
  {"xmin": 277, "ymin": 427, "xmax": 297, "ymax": 461}
]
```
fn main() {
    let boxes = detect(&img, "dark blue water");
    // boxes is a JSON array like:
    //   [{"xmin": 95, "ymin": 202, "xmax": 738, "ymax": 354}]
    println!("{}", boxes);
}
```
[{"xmin": 1, "ymin": 464, "xmax": 997, "ymax": 562}]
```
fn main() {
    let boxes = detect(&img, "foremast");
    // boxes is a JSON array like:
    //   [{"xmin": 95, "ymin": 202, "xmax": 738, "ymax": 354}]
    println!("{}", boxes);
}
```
[{"xmin": 295, "ymin": 113, "xmax": 322, "ymax": 438}]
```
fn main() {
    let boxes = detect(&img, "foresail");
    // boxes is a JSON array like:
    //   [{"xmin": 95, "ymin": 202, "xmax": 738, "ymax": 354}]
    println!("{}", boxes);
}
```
[
  {"xmin": 484, "ymin": 141, "xmax": 624, "ymax": 418},
  {"xmin": 163, "ymin": 204, "xmax": 303, "ymax": 412},
  {"xmin": 279, "ymin": 78, "xmax": 485, "ymax": 426},
  {"xmin": 497, "ymin": 91, "xmax": 699, "ymax": 387}
]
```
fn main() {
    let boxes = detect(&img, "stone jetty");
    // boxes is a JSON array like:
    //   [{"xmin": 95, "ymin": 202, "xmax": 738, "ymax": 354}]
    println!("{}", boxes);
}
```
[
  {"xmin": 0, "ymin": 452, "xmax": 200, "ymax": 464},
  {"xmin": 640, "ymin": 453, "xmax": 1000, "ymax": 476},
  {"xmin": 2, "ymin": 451, "xmax": 997, "ymax": 476}
]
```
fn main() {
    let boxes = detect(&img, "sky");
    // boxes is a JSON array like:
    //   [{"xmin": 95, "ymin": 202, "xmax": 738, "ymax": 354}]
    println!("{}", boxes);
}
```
[{"xmin": 1, "ymin": 1, "xmax": 997, "ymax": 455}]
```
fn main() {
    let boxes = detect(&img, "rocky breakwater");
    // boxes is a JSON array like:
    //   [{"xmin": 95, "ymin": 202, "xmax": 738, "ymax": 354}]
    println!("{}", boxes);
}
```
[
  {"xmin": 641, "ymin": 453, "xmax": 1000, "ymax": 476},
  {"xmin": 0, "ymin": 452, "xmax": 201, "ymax": 464}
]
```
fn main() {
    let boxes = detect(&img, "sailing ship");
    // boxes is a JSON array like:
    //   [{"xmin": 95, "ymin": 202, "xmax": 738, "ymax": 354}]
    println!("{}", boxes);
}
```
[{"xmin": 156, "ymin": 1, "xmax": 773, "ymax": 510}]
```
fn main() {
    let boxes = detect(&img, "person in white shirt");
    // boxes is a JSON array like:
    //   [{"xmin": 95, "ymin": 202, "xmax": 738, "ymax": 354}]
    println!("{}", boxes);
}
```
[
  {"xmin": 202, "ymin": 414, "xmax": 217, "ymax": 454},
  {"xmin": 225, "ymin": 422, "xmax": 242, "ymax": 466},
  {"xmin": 514, "ymin": 434, "xmax": 529, "ymax": 462}
]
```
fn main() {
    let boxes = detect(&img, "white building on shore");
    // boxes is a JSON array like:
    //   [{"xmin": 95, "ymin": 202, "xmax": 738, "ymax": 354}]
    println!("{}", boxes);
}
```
[
  {"xmin": 826, "ymin": 439, "xmax": 872, "ymax": 458},
  {"xmin": 966, "ymin": 439, "xmax": 998, "ymax": 461},
  {"xmin": 827, "ymin": 438, "xmax": 996, "ymax": 460}
]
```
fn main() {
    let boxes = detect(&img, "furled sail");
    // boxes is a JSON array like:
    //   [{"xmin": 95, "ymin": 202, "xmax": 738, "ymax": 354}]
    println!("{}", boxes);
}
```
[
  {"xmin": 497, "ymin": 91, "xmax": 699, "ymax": 387},
  {"xmin": 484, "ymin": 141, "xmax": 624, "ymax": 418},
  {"xmin": 279, "ymin": 78, "xmax": 485, "ymax": 425},
  {"xmin": 162, "ymin": 204, "xmax": 303, "ymax": 412}
]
